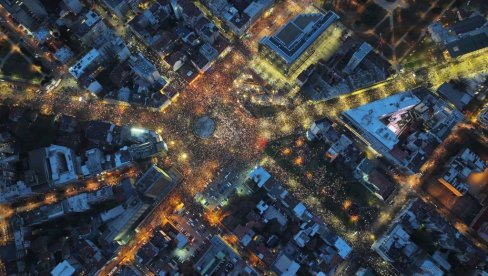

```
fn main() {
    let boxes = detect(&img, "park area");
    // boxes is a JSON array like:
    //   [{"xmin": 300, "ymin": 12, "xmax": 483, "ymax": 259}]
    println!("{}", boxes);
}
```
[
  {"xmin": 264, "ymin": 134, "xmax": 382, "ymax": 230},
  {"xmin": 0, "ymin": 39, "xmax": 43, "ymax": 83}
]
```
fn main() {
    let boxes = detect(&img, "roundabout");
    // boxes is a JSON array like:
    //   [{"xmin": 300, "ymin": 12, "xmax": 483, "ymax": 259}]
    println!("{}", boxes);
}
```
[{"xmin": 193, "ymin": 116, "xmax": 216, "ymax": 139}]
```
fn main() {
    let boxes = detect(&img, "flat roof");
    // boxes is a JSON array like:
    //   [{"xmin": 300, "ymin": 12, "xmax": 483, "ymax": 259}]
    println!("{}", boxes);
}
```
[
  {"xmin": 69, "ymin": 48, "xmax": 100, "ymax": 79},
  {"xmin": 249, "ymin": 166, "xmax": 271, "ymax": 187},
  {"xmin": 334, "ymin": 237, "xmax": 352, "ymax": 259},
  {"xmin": 260, "ymin": 11, "xmax": 339, "ymax": 64},
  {"xmin": 437, "ymin": 82, "xmax": 472, "ymax": 110},
  {"xmin": 450, "ymin": 14, "xmax": 487, "ymax": 35},
  {"xmin": 273, "ymin": 253, "xmax": 300, "ymax": 275},
  {"xmin": 51, "ymin": 260, "xmax": 75, "ymax": 276},
  {"xmin": 343, "ymin": 91, "xmax": 420, "ymax": 150},
  {"xmin": 446, "ymin": 32, "xmax": 488, "ymax": 58}
]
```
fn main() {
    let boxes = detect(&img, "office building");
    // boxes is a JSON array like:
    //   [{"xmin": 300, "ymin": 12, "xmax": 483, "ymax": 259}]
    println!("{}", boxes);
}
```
[{"xmin": 259, "ymin": 11, "xmax": 339, "ymax": 75}]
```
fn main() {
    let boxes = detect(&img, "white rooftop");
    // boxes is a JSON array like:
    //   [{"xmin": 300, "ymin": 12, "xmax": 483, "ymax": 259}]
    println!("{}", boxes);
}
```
[
  {"xmin": 63, "ymin": 193, "xmax": 90, "ymax": 212},
  {"xmin": 343, "ymin": 91, "xmax": 421, "ymax": 150},
  {"xmin": 293, "ymin": 202, "xmax": 307, "ymax": 218},
  {"xmin": 83, "ymin": 10, "xmax": 100, "ymax": 27},
  {"xmin": 69, "ymin": 48, "xmax": 100, "ymax": 79},
  {"xmin": 51, "ymin": 260, "xmax": 75, "ymax": 276},
  {"xmin": 46, "ymin": 145, "xmax": 78, "ymax": 186},
  {"xmin": 334, "ymin": 237, "xmax": 352, "ymax": 259},
  {"xmin": 100, "ymin": 205, "xmax": 125, "ymax": 222},
  {"xmin": 274, "ymin": 254, "xmax": 300, "ymax": 276},
  {"xmin": 249, "ymin": 166, "xmax": 271, "ymax": 187}
]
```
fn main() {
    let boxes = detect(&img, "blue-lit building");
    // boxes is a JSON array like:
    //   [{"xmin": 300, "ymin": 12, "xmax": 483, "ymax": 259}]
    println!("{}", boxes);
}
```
[{"xmin": 259, "ymin": 11, "xmax": 339, "ymax": 75}]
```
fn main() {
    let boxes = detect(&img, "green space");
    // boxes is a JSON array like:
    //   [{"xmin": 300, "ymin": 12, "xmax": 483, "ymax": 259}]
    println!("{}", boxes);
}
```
[
  {"xmin": 403, "ymin": 38, "xmax": 443, "ymax": 69},
  {"xmin": 1, "ymin": 52, "xmax": 42, "ymax": 82},
  {"xmin": 13, "ymin": 113, "xmax": 58, "ymax": 152},
  {"xmin": 265, "ymin": 134, "xmax": 382, "ymax": 230}
]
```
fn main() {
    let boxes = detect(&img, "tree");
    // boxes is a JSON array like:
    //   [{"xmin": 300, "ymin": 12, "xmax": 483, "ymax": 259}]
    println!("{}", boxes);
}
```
[{"xmin": 262, "ymin": 218, "xmax": 283, "ymax": 237}]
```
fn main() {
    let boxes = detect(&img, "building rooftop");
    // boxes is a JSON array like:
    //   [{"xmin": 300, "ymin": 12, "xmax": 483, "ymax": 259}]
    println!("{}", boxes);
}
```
[
  {"xmin": 438, "ymin": 148, "xmax": 487, "ymax": 196},
  {"xmin": 135, "ymin": 165, "xmax": 176, "ymax": 200},
  {"xmin": 334, "ymin": 237, "xmax": 352, "ymax": 259},
  {"xmin": 272, "ymin": 253, "xmax": 300, "ymax": 276},
  {"xmin": 446, "ymin": 32, "xmax": 488, "ymax": 58},
  {"xmin": 69, "ymin": 49, "xmax": 100, "ymax": 79},
  {"xmin": 102, "ymin": 197, "xmax": 150, "ymax": 245},
  {"xmin": 128, "ymin": 140, "xmax": 167, "ymax": 160},
  {"xmin": 103, "ymin": 0, "xmax": 128, "ymax": 10},
  {"xmin": 437, "ymin": 82, "xmax": 473, "ymax": 111},
  {"xmin": 85, "ymin": 121, "xmax": 118, "ymax": 146},
  {"xmin": 342, "ymin": 91, "xmax": 421, "ymax": 150},
  {"xmin": 51, "ymin": 260, "xmax": 76, "ymax": 276},
  {"xmin": 63, "ymin": 193, "xmax": 90, "ymax": 213},
  {"xmin": 249, "ymin": 166, "xmax": 271, "ymax": 187},
  {"xmin": 373, "ymin": 198, "xmax": 485, "ymax": 273},
  {"xmin": 28, "ymin": 145, "xmax": 79, "ymax": 187},
  {"xmin": 343, "ymin": 42, "xmax": 373, "ymax": 74},
  {"xmin": 260, "ymin": 11, "xmax": 339, "ymax": 64},
  {"xmin": 450, "ymin": 14, "xmax": 487, "ymax": 35},
  {"xmin": 194, "ymin": 235, "xmax": 248, "ymax": 275},
  {"xmin": 129, "ymin": 53, "xmax": 167, "ymax": 86},
  {"xmin": 419, "ymin": 259, "xmax": 443, "ymax": 276},
  {"xmin": 367, "ymin": 169, "xmax": 396, "ymax": 200},
  {"xmin": 100, "ymin": 205, "xmax": 125, "ymax": 223}
]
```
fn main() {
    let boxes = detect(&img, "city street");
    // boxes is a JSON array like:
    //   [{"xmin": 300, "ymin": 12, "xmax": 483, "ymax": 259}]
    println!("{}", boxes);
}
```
[{"xmin": 0, "ymin": 0, "xmax": 488, "ymax": 274}]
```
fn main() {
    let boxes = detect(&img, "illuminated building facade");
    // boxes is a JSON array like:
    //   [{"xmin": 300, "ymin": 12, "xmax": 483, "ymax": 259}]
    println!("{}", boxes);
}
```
[
  {"xmin": 341, "ymin": 91, "xmax": 421, "ymax": 162},
  {"xmin": 259, "ymin": 11, "xmax": 339, "ymax": 75}
]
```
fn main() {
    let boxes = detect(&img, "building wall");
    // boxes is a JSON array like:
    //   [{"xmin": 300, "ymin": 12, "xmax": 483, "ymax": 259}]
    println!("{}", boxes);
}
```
[{"xmin": 258, "ymin": 26, "xmax": 332, "ymax": 76}]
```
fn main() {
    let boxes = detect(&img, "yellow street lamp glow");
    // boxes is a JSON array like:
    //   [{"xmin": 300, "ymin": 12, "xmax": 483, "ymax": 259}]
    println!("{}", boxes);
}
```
[{"xmin": 10, "ymin": 44, "xmax": 20, "ymax": 53}]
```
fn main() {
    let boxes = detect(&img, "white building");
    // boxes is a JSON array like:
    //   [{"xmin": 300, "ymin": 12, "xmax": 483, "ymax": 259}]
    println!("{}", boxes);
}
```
[
  {"xmin": 326, "ymin": 134, "xmax": 352, "ymax": 161},
  {"xmin": 28, "ymin": 145, "xmax": 80, "ymax": 188},
  {"xmin": 438, "ymin": 148, "xmax": 487, "ymax": 196},
  {"xmin": 129, "ymin": 53, "xmax": 167, "ymax": 86},
  {"xmin": 62, "ymin": 193, "xmax": 90, "ymax": 213},
  {"xmin": 342, "ymin": 91, "xmax": 421, "ymax": 162},
  {"xmin": 51, "ymin": 260, "xmax": 78, "ymax": 276},
  {"xmin": 306, "ymin": 117, "xmax": 339, "ymax": 143},
  {"xmin": 68, "ymin": 49, "xmax": 101, "ymax": 79},
  {"xmin": 249, "ymin": 166, "xmax": 271, "ymax": 188},
  {"xmin": 272, "ymin": 253, "xmax": 300, "ymax": 276},
  {"xmin": 373, "ymin": 223, "xmax": 414, "ymax": 262}
]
